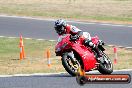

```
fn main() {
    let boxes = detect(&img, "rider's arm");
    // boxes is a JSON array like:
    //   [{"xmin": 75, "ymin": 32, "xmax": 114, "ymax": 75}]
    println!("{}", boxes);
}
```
[
  {"xmin": 69, "ymin": 25, "xmax": 82, "ymax": 41},
  {"xmin": 70, "ymin": 25, "xmax": 82, "ymax": 36}
]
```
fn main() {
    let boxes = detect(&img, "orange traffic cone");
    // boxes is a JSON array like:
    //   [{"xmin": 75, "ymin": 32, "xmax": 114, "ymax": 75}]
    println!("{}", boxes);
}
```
[
  {"xmin": 47, "ymin": 49, "xmax": 51, "ymax": 67},
  {"xmin": 22, "ymin": 45, "xmax": 25, "ymax": 59},
  {"xmin": 19, "ymin": 35, "xmax": 25, "ymax": 60}
]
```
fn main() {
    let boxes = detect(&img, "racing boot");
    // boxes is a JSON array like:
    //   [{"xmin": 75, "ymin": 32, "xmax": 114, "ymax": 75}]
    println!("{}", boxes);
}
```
[{"xmin": 84, "ymin": 39, "xmax": 102, "ymax": 60}]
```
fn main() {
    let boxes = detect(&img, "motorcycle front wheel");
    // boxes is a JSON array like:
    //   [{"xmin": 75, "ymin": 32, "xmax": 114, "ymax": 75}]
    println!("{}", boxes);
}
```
[{"xmin": 61, "ymin": 52, "xmax": 81, "ymax": 76}]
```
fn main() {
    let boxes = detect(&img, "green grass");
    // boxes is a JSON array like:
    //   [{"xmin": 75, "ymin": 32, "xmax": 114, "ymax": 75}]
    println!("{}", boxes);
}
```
[
  {"xmin": 0, "ymin": 37, "xmax": 132, "ymax": 75},
  {"xmin": 0, "ymin": 0, "xmax": 132, "ymax": 23},
  {"xmin": 0, "ymin": 37, "xmax": 65, "ymax": 75}
]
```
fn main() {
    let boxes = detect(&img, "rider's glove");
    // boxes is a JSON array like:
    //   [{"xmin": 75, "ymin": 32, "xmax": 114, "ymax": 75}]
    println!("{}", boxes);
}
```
[{"xmin": 70, "ymin": 34, "xmax": 79, "ymax": 41}]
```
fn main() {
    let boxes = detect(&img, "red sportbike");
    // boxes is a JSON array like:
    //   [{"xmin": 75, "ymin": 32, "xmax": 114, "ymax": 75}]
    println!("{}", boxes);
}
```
[{"xmin": 55, "ymin": 34, "xmax": 113, "ymax": 76}]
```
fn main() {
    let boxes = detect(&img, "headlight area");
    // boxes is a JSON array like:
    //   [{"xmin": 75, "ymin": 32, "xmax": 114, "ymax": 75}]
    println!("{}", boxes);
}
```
[{"xmin": 55, "ymin": 43, "xmax": 68, "ymax": 56}]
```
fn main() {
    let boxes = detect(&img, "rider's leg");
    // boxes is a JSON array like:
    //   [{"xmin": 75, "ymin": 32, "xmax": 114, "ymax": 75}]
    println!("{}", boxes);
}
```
[
  {"xmin": 80, "ymin": 32, "xmax": 102, "ymax": 57},
  {"xmin": 84, "ymin": 39, "xmax": 102, "ymax": 57}
]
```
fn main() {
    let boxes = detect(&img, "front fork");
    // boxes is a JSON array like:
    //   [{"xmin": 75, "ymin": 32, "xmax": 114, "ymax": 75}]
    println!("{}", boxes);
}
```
[
  {"xmin": 67, "ymin": 51, "xmax": 76, "ymax": 65},
  {"xmin": 67, "ymin": 51, "xmax": 81, "ymax": 71}
]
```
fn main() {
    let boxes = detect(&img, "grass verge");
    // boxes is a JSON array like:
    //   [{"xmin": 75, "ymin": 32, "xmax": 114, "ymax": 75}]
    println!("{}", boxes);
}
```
[
  {"xmin": 0, "ymin": 0, "xmax": 132, "ymax": 23},
  {"xmin": 0, "ymin": 37, "xmax": 132, "ymax": 75}
]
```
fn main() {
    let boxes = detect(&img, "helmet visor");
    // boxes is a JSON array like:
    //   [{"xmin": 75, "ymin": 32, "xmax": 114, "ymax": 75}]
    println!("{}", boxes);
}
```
[{"xmin": 54, "ymin": 26, "xmax": 64, "ymax": 35}]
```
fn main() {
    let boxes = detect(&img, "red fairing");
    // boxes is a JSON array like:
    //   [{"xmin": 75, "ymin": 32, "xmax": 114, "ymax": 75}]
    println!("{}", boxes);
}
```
[
  {"xmin": 55, "ymin": 34, "xmax": 99, "ymax": 71},
  {"xmin": 55, "ymin": 34, "xmax": 71, "ymax": 55},
  {"xmin": 72, "ymin": 43, "xmax": 97, "ymax": 71}
]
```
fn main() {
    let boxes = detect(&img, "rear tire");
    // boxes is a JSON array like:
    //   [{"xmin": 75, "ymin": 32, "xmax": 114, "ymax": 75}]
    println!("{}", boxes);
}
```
[{"xmin": 98, "ymin": 52, "xmax": 113, "ymax": 74}]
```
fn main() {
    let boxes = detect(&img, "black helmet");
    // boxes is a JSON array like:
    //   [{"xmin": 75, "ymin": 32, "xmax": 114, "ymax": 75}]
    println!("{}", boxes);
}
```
[{"xmin": 54, "ymin": 19, "xmax": 66, "ymax": 35}]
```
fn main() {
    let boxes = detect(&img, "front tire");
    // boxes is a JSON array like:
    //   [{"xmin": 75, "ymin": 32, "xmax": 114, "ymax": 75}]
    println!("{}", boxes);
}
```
[
  {"xmin": 62, "ymin": 52, "xmax": 81, "ymax": 76},
  {"xmin": 98, "ymin": 52, "xmax": 113, "ymax": 74}
]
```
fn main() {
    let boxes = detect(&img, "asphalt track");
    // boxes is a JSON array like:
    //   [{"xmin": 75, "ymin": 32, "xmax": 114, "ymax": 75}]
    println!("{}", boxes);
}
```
[
  {"xmin": 0, "ymin": 16, "xmax": 132, "ymax": 47},
  {"xmin": 0, "ymin": 16, "xmax": 132, "ymax": 88},
  {"xmin": 0, "ymin": 70, "xmax": 131, "ymax": 88}
]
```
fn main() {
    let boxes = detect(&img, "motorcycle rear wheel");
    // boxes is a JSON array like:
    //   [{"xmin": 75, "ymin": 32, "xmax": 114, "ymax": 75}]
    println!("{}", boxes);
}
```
[
  {"xmin": 62, "ymin": 52, "xmax": 81, "ymax": 76},
  {"xmin": 98, "ymin": 52, "xmax": 113, "ymax": 74}
]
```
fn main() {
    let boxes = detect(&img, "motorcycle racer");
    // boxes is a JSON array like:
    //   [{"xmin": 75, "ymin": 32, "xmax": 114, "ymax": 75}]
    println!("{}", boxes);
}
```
[{"xmin": 54, "ymin": 19, "xmax": 102, "ymax": 59}]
